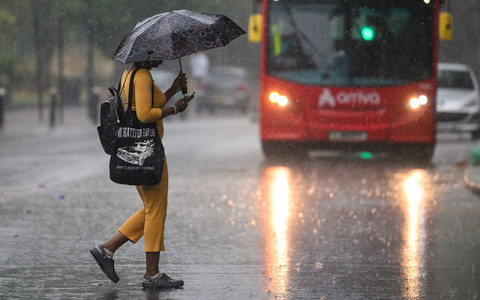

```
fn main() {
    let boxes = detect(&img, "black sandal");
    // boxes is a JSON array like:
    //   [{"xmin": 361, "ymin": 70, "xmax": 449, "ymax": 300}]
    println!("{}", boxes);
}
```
[
  {"xmin": 90, "ymin": 245, "xmax": 120, "ymax": 283},
  {"xmin": 142, "ymin": 273, "xmax": 184, "ymax": 289}
]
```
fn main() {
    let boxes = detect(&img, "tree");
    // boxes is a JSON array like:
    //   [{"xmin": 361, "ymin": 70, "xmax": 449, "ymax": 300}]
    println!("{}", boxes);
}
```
[
  {"xmin": 2, "ymin": 0, "xmax": 257, "ymax": 114},
  {"xmin": 0, "ymin": 7, "xmax": 17, "ymax": 99}
]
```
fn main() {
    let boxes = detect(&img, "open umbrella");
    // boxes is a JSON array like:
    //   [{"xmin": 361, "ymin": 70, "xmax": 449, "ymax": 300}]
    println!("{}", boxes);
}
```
[
  {"xmin": 113, "ymin": 10, "xmax": 245, "ymax": 94},
  {"xmin": 113, "ymin": 9, "xmax": 245, "ymax": 64}
]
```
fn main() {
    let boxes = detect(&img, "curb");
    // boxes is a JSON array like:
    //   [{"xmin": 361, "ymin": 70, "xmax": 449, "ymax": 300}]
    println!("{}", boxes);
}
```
[{"xmin": 464, "ymin": 166, "xmax": 480, "ymax": 195}]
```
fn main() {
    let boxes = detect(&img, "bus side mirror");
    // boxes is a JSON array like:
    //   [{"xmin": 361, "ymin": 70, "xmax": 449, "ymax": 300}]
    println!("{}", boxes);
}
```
[
  {"xmin": 248, "ymin": 14, "xmax": 263, "ymax": 43},
  {"xmin": 439, "ymin": 12, "xmax": 453, "ymax": 41}
]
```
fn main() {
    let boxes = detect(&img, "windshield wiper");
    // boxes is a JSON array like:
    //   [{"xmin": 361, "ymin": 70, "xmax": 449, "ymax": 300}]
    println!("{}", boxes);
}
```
[{"xmin": 280, "ymin": 2, "xmax": 322, "ymax": 70}]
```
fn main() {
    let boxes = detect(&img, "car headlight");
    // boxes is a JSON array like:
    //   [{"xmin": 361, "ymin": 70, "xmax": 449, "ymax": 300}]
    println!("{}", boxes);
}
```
[{"xmin": 464, "ymin": 96, "xmax": 480, "ymax": 108}]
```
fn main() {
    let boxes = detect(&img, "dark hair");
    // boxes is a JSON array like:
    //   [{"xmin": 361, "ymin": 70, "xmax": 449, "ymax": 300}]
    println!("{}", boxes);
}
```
[{"xmin": 133, "ymin": 60, "xmax": 163, "ymax": 69}]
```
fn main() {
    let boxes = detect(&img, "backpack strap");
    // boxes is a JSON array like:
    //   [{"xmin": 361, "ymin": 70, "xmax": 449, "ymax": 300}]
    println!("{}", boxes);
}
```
[
  {"xmin": 115, "ymin": 70, "xmax": 130, "ymax": 114},
  {"xmin": 118, "ymin": 69, "xmax": 130, "ymax": 94},
  {"xmin": 149, "ymin": 73, "xmax": 154, "ymax": 107}
]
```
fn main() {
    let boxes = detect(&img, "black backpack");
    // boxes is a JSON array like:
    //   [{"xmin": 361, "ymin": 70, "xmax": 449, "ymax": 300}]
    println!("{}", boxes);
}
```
[{"xmin": 96, "ymin": 79, "xmax": 127, "ymax": 155}]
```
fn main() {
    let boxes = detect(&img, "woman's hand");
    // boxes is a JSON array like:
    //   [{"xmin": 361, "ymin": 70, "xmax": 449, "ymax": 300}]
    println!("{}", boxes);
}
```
[
  {"xmin": 164, "ymin": 72, "xmax": 187, "ymax": 102},
  {"xmin": 170, "ymin": 72, "xmax": 187, "ymax": 94},
  {"xmin": 174, "ymin": 93, "xmax": 195, "ymax": 113}
]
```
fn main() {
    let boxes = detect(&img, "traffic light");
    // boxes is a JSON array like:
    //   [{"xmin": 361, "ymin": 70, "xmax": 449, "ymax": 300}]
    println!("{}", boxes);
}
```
[{"xmin": 361, "ymin": 26, "xmax": 375, "ymax": 41}]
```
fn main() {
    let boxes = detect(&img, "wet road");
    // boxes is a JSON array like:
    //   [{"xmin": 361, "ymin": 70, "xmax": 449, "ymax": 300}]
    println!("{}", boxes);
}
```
[{"xmin": 1, "ymin": 108, "xmax": 479, "ymax": 299}]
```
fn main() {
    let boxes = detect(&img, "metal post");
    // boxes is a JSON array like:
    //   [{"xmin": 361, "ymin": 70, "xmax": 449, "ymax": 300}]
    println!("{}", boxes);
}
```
[
  {"xmin": 92, "ymin": 86, "xmax": 101, "ymax": 125},
  {"xmin": 49, "ymin": 87, "xmax": 58, "ymax": 128},
  {"xmin": 0, "ymin": 87, "xmax": 6, "ymax": 128}
]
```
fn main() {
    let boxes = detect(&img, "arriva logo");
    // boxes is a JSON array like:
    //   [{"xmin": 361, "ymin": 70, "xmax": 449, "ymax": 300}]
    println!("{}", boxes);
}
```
[{"xmin": 318, "ymin": 88, "xmax": 381, "ymax": 108}]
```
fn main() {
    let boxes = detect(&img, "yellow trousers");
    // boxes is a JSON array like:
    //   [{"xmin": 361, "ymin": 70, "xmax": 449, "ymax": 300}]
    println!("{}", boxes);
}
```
[{"xmin": 118, "ymin": 159, "xmax": 168, "ymax": 252}]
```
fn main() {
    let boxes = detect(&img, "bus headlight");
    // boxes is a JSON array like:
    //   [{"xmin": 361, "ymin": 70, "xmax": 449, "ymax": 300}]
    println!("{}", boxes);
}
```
[
  {"xmin": 269, "ymin": 91, "xmax": 289, "ymax": 107},
  {"xmin": 409, "ymin": 95, "xmax": 428, "ymax": 110}
]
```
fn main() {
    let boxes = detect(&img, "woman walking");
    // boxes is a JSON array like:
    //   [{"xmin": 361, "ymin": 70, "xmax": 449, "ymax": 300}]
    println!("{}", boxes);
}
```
[{"xmin": 91, "ymin": 60, "xmax": 194, "ymax": 289}]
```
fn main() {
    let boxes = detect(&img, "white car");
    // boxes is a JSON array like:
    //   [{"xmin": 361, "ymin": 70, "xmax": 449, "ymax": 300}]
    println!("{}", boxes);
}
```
[
  {"xmin": 436, "ymin": 63, "xmax": 480, "ymax": 139},
  {"xmin": 195, "ymin": 66, "xmax": 251, "ymax": 114},
  {"xmin": 117, "ymin": 140, "xmax": 155, "ymax": 166},
  {"xmin": 151, "ymin": 69, "xmax": 177, "ymax": 91}
]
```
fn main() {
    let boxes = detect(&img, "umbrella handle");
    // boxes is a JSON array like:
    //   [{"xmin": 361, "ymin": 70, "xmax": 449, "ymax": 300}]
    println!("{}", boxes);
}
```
[{"xmin": 178, "ymin": 58, "xmax": 188, "ymax": 95}]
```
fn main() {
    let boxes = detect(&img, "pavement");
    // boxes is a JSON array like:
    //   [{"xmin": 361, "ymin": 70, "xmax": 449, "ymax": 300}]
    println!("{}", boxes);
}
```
[
  {"xmin": 2, "ymin": 107, "xmax": 480, "ymax": 299},
  {"xmin": 0, "ymin": 106, "xmax": 270, "ymax": 299}
]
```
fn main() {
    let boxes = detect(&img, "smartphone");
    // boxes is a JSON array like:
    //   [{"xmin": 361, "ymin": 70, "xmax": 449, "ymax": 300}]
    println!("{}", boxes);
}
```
[{"xmin": 186, "ymin": 92, "xmax": 195, "ymax": 103}]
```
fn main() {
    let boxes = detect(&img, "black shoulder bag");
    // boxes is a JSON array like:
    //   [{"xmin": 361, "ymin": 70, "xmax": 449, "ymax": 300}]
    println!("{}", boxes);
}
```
[{"xmin": 109, "ymin": 68, "xmax": 165, "ymax": 186}]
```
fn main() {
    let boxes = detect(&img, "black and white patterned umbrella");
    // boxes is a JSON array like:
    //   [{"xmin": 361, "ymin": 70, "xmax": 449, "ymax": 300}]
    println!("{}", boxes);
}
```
[{"xmin": 113, "ymin": 9, "xmax": 246, "ymax": 64}]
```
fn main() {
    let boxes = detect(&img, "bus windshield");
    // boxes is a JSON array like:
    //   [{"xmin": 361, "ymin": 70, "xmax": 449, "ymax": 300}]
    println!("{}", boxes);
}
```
[{"xmin": 266, "ymin": 0, "xmax": 435, "ymax": 87}]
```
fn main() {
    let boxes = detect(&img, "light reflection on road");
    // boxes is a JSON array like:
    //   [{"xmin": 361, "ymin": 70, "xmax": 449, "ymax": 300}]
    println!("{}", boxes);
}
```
[
  {"xmin": 258, "ymin": 160, "xmax": 441, "ymax": 298},
  {"xmin": 401, "ymin": 169, "xmax": 428, "ymax": 299},
  {"xmin": 263, "ymin": 166, "xmax": 291, "ymax": 296}
]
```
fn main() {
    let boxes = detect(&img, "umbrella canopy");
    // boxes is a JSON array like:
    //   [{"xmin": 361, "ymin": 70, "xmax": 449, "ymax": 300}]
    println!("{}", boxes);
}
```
[{"xmin": 113, "ymin": 10, "xmax": 246, "ymax": 64}]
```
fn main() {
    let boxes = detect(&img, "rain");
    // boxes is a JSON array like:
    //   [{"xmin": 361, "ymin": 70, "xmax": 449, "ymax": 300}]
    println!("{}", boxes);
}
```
[{"xmin": 1, "ymin": 0, "xmax": 480, "ymax": 299}]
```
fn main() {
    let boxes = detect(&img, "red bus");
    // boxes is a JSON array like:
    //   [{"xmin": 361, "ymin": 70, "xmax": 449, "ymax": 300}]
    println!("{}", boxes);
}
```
[{"xmin": 250, "ymin": 0, "xmax": 452, "ymax": 162}]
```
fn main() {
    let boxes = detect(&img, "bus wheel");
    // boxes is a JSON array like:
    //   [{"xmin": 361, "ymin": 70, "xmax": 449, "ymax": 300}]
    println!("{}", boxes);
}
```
[
  {"xmin": 391, "ymin": 144, "xmax": 435, "ymax": 165},
  {"xmin": 471, "ymin": 129, "xmax": 480, "ymax": 140},
  {"xmin": 262, "ymin": 141, "xmax": 307, "ymax": 161},
  {"xmin": 414, "ymin": 145, "xmax": 435, "ymax": 164}
]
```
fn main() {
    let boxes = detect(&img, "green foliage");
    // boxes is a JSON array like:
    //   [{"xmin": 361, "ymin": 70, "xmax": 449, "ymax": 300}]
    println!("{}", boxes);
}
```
[
  {"xmin": 0, "ymin": 6, "xmax": 17, "ymax": 86},
  {"xmin": 0, "ymin": 8, "xmax": 16, "ymax": 62},
  {"xmin": 2, "ymin": 0, "xmax": 255, "ymax": 92},
  {"xmin": 0, "ymin": 0, "xmax": 249, "ymax": 60}
]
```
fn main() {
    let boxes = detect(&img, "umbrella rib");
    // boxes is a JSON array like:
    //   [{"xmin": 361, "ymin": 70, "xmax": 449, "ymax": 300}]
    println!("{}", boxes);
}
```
[{"xmin": 173, "ymin": 10, "xmax": 216, "ymax": 26}]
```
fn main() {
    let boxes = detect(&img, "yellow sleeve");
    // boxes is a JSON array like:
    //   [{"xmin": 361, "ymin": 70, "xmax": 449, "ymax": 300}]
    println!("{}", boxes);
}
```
[{"xmin": 134, "ymin": 69, "xmax": 164, "ymax": 122}]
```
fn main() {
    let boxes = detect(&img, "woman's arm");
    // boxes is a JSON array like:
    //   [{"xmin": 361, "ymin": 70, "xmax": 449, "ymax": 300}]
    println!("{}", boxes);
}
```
[
  {"xmin": 160, "ymin": 106, "xmax": 178, "ymax": 119},
  {"xmin": 135, "ymin": 69, "xmax": 163, "ymax": 123},
  {"xmin": 135, "ymin": 69, "xmax": 194, "ymax": 121},
  {"xmin": 160, "ymin": 93, "xmax": 196, "ymax": 119}
]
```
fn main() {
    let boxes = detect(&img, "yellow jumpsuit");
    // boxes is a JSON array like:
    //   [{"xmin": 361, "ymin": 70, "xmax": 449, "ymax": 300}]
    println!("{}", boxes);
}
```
[{"xmin": 117, "ymin": 68, "xmax": 168, "ymax": 252}]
